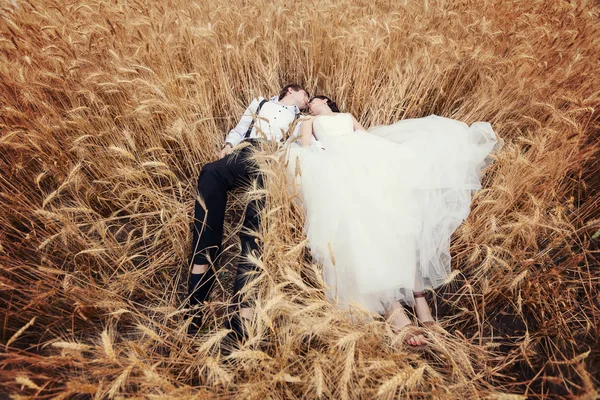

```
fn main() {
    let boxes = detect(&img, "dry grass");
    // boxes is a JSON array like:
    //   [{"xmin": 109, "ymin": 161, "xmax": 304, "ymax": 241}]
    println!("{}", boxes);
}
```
[{"xmin": 1, "ymin": 0, "xmax": 599, "ymax": 398}]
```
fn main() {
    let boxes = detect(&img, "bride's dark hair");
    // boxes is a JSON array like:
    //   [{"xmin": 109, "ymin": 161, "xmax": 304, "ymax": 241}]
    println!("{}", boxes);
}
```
[{"xmin": 312, "ymin": 95, "xmax": 340, "ymax": 113}]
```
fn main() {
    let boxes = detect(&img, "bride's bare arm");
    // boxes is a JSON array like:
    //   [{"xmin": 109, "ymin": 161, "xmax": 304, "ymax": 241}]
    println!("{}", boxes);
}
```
[
  {"xmin": 351, "ymin": 114, "xmax": 367, "ymax": 131},
  {"xmin": 300, "ymin": 118, "xmax": 314, "ymax": 147}
]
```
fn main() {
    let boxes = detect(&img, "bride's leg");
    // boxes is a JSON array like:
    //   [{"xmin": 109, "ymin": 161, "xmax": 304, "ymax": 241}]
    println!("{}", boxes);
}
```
[
  {"xmin": 412, "ymin": 271, "xmax": 435, "ymax": 325},
  {"xmin": 384, "ymin": 301, "xmax": 426, "ymax": 346},
  {"xmin": 413, "ymin": 292, "xmax": 435, "ymax": 325}
]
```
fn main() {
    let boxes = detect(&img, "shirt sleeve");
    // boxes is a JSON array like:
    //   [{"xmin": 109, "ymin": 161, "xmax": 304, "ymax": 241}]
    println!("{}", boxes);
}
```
[{"xmin": 225, "ymin": 97, "xmax": 262, "ymax": 147}]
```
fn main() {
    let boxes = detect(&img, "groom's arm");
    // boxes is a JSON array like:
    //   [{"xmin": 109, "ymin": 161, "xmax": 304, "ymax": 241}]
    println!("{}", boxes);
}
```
[{"xmin": 224, "ymin": 97, "xmax": 263, "ymax": 148}]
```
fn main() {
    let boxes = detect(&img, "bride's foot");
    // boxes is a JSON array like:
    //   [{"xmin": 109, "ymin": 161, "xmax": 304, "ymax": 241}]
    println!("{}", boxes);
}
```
[
  {"xmin": 385, "ymin": 302, "xmax": 427, "ymax": 347},
  {"xmin": 413, "ymin": 292, "xmax": 436, "ymax": 327}
]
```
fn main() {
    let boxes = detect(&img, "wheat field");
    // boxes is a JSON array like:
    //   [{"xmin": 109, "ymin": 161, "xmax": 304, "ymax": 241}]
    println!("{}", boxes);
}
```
[{"xmin": 1, "ymin": 0, "xmax": 599, "ymax": 398}]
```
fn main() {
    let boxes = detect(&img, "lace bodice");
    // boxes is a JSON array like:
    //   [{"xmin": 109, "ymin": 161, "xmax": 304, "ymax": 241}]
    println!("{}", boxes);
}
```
[{"xmin": 313, "ymin": 113, "xmax": 354, "ymax": 141}]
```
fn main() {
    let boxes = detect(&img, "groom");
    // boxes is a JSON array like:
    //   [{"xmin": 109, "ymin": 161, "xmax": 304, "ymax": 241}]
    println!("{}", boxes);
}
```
[{"xmin": 188, "ymin": 84, "xmax": 309, "ymax": 335}]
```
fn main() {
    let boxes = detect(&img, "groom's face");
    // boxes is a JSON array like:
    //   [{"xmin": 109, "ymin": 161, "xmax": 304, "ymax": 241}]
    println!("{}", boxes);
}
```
[{"xmin": 288, "ymin": 88, "xmax": 309, "ymax": 110}]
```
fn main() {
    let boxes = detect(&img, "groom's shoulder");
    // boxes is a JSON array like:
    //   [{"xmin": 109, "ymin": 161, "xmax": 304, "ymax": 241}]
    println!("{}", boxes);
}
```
[
  {"xmin": 245, "ymin": 96, "xmax": 272, "ymax": 109},
  {"xmin": 248, "ymin": 95, "xmax": 275, "ymax": 103}
]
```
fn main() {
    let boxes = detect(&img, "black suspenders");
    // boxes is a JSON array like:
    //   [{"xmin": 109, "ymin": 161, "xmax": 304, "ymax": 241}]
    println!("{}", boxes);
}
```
[{"xmin": 244, "ymin": 99, "xmax": 269, "ymax": 139}]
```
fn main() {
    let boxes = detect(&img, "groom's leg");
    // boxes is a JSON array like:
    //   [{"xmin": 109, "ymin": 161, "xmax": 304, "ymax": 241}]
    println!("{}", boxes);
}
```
[
  {"xmin": 227, "ymin": 168, "xmax": 264, "ymax": 341},
  {"xmin": 232, "ymin": 169, "xmax": 265, "ymax": 306},
  {"xmin": 188, "ymin": 150, "xmax": 251, "ymax": 329}
]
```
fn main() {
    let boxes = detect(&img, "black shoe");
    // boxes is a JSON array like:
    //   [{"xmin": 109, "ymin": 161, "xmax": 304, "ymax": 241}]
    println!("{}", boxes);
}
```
[
  {"xmin": 219, "ymin": 330, "xmax": 241, "ymax": 359},
  {"xmin": 224, "ymin": 313, "xmax": 248, "ymax": 343},
  {"xmin": 187, "ymin": 271, "xmax": 214, "ymax": 336},
  {"xmin": 187, "ymin": 311, "xmax": 205, "ymax": 336}
]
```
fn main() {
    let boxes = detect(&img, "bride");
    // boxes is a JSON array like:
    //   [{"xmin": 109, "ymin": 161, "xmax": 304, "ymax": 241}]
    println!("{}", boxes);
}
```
[{"xmin": 285, "ymin": 96, "xmax": 499, "ymax": 346}]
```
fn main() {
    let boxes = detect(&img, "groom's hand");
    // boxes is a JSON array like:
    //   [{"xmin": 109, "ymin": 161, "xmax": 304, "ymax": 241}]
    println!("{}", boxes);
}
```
[{"xmin": 219, "ymin": 143, "xmax": 233, "ymax": 159}]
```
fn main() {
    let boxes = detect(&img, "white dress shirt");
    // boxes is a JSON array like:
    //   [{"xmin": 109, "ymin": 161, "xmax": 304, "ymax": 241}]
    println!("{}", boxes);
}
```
[{"xmin": 225, "ymin": 96, "xmax": 302, "ymax": 147}]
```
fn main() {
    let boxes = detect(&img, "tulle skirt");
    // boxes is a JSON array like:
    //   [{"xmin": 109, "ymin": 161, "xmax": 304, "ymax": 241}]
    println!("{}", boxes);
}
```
[{"xmin": 284, "ymin": 115, "xmax": 499, "ymax": 314}]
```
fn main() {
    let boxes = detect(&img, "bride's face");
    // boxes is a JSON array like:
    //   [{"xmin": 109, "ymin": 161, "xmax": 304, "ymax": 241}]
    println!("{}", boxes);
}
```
[{"xmin": 308, "ymin": 98, "xmax": 329, "ymax": 115}]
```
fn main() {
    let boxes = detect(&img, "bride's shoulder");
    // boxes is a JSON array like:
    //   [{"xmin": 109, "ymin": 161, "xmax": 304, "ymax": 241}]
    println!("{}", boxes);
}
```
[{"xmin": 341, "ymin": 112, "xmax": 355, "ymax": 122}]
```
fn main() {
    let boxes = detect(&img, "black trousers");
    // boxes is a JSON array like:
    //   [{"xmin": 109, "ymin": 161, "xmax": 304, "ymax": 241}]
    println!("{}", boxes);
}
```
[{"xmin": 190, "ymin": 141, "xmax": 265, "ymax": 304}]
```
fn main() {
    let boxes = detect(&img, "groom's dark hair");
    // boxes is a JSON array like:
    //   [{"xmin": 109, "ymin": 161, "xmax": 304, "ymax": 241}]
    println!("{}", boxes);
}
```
[
  {"xmin": 279, "ymin": 84, "xmax": 308, "ymax": 100},
  {"xmin": 312, "ymin": 95, "xmax": 340, "ymax": 113}
]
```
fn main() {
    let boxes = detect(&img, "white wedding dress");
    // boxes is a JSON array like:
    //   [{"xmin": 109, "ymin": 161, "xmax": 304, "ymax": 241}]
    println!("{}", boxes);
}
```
[{"xmin": 285, "ymin": 113, "xmax": 499, "ymax": 314}]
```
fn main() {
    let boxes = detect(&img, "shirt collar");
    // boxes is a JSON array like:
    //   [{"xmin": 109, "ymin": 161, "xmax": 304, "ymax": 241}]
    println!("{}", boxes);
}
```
[{"xmin": 270, "ymin": 96, "xmax": 300, "ymax": 114}]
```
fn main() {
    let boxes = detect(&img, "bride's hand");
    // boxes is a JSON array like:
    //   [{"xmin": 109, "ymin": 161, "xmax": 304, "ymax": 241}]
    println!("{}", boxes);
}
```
[
  {"xmin": 300, "ymin": 118, "xmax": 314, "ymax": 147},
  {"xmin": 351, "ymin": 115, "xmax": 367, "ymax": 132}
]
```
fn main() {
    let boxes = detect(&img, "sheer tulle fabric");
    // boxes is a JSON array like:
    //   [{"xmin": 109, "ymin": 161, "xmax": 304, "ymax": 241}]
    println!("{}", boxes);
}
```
[{"xmin": 285, "ymin": 113, "xmax": 499, "ymax": 314}]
